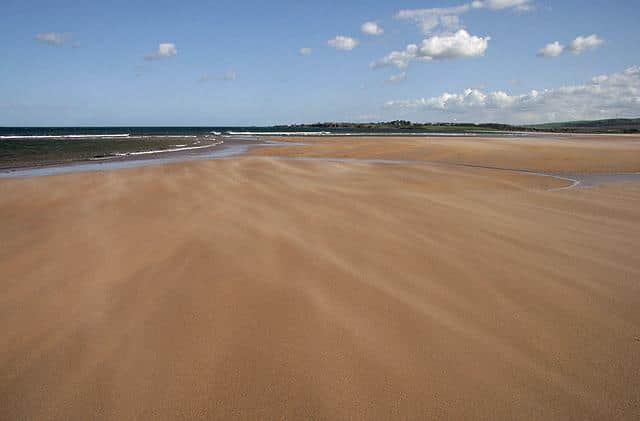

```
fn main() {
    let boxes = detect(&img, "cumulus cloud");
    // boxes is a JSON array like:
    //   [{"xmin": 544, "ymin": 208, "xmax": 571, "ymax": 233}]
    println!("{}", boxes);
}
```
[
  {"xmin": 199, "ymin": 71, "xmax": 237, "ymax": 82},
  {"xmin": 34, "ymin": 32, "xmax": 73, "ymax": 46},
  {"xmin": 384, "ymin": 65, "xmax": 640, "ymax": 123},
  {"xmin": 386, "ymin": 89, "xmax": 486, "ymax": 110},
  {"xmin": 388, "ymin": 72, "xmax": 407, "ymax": 83},
  {"xmin": 538, "ymin": 41, "xmax": 565, "ymax": 57},
  {"xmin": 569, "ymin": 34, "xmax": 604, "ymax": 54},
  {"xmin": 372, "ymin": 30, "xmax": 489, "ymax": 69},
  {"xmin": 538, "ymin": 35, "xmax": 603, "ymax": 58},
  {"xmin": 361, "ymin": 21, "xmax": 384, "ymax": 36},
  {"xmin": 396, "ymin": 0, "xmax": 533, "ymax": 34},
  {"xmin": 420, "ymin": 30, "xmax": 490, "ymax": 59},
  {"xmin": 145, "ymin": 43, "xmax": 177, "ymax": 60},
  {"xmin": 371, "ymin": 45, "xmax": 419, "ymax": 69},
  {"xmin": 328, "ymin": 35, "xmax": 359, "ymax": 51},
  {"xmin": 299, "ymin": 47, "xmax": 312, "ymax": 56}
]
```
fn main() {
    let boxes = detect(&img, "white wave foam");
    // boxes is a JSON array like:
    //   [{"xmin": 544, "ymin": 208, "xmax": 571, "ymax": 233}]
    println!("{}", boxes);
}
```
[
  {"xmin": 129, "ymin": 135, "xmax": 198, "ymax": 139},
  {"xmin": 1, "ymin": 134, "xmax": 131, "ymax": 140},
  {"xmin": 112, "ymin": 141, "xmax": 223, "ymax": 156}
]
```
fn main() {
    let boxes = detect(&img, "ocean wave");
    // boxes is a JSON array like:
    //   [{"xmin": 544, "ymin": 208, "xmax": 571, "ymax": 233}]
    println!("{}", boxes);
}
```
[
  {"xmin": 1, "ymin": 134, "xmax": 131, "ymax": 140},
  {"xmin": 128, "ymin": 135, "xmax": 199, "ymax": 139},
  {"xmin": 0, "ymin": 134, "xmax": 211, "ymax": 140}
]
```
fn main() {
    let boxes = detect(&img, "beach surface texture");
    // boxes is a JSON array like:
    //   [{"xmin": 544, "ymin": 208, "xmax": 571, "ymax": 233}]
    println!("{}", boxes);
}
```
[{"xmin": 1, "ymin": 135, "xmax": 640, "ymax": 420}]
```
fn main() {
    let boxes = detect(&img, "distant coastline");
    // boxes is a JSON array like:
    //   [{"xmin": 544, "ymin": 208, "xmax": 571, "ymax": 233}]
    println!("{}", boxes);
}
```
[
  {"xmin": 1, "ymin": 119, "xmax": 638, "ymax": 172},
  {"xmin": 277, "ymin": 117, "xmax": 640, "ymax": 134},
  {"xmin": 2, "ymin": 118, "xmax": 639, "ymax": 137}
]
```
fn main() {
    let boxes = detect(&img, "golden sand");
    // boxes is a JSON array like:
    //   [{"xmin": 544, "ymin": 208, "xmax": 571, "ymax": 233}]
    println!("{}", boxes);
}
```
[
  {"xmin": 1, "ymin": 135, "xmax": 639, "ymax": 420},
  {"xmin": 252, "ymin": 134, "xmax": 640, "ymax": 172}
]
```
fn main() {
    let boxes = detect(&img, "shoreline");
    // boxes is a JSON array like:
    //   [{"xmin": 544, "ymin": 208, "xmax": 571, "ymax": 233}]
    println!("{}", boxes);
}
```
[
  {"xmin": 0, "ymin": 129, "xmax": 606, "ymax": 175},
  {"xmin": 2, "ymin": 134, "xmax": 640, "ymax": 190},
  {"xmin": 3, "ymin": 131, "xmax": 639, "ymax": 174}
]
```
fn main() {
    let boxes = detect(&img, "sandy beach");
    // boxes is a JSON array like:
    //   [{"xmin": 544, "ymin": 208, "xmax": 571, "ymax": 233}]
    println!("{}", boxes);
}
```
[{"xmin": 1, "ymin": 135, "xmax": 640, "ymax": 420}]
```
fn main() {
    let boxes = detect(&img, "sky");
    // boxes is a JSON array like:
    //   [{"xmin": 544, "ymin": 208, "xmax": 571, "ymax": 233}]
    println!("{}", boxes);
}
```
[{"xmin": 1, "ymin": 0, "xmax": 639, "ymax": 126}]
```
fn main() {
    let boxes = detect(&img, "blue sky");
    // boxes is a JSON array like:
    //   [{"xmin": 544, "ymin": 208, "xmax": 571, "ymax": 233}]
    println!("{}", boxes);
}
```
[{"xmin": 1, "ymin": 0, "xmax": 639, "ymax": 126}]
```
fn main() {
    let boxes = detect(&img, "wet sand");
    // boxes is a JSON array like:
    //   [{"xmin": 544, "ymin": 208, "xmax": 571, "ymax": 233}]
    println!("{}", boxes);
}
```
[
  {"xmin": 251, "ymin": 134, "xmax": 640, "ymax": 173},
  {"xmin": 1, "ymin": 135, "xmax": 640, "ymax": 420}
]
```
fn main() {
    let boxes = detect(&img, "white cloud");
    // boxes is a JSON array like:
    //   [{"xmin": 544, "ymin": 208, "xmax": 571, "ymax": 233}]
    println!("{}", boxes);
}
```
[
  {"xmin": 420, "ymin": 30, "xmax": 490, "ymax": 59},
  {"xmin": 479, "ymin": 0, "xmax": 534, "ymax": 11},
  {"xmin": 538, "ymin": 41, "xmax": 565, "ymax": 57},
  {"xmin": 396, "ymin": 4, "xmax": 470, "ymax": 35},
  {"xmin": 361, "ymin": 21, "xmax": 384, "ymax": 36},
  {"xmin": 388, "ymin": 72, "xmax": 407, "ymax": 83},
  {"xmin": 372, "ymin": 30, "xmax": 489, "ymax": 69},
  {"xmin": 35, "ymin": 32, "xmax": 73, "ymax": 46},
  {"xmin": 384, "ymin": 65, "xmax": 640, "ymax": 123},
  {"xmin": 538, "ymin": 35, "xmax": 603, "ymax": 58},
  {"xmin": 145, "ymin": 43, "xmax": 177, "ymax": 60},
  {"xmin": 386, "ymin": 88, "xmax": 489, "ymax": 110},
  {"xmin": 328, "ymin": 35, "xmax": 359, "ymax": 51},
  {"xmin": 569, "ymin": 34, "xmax": 604, "ymax": 54},
  {"xmin": 299, "ymin": 47, "xmax": 312, "ymax": 56},
  {"xmin": 396, "ymin": 1, "xmax": 533, "ymax": 34},
  {"xmin": 199, "ymin": 71, "xmax": 237, "ymax": 82},
  {"xmin": 372, "ymin": 45, "xmax": 419, "ymax": 69}
]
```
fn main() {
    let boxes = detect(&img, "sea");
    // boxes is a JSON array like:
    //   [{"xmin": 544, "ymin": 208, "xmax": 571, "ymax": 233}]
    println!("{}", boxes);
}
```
[{"xmin": 0, "ymin": 126, "xmax": 530, "ymax": 175}]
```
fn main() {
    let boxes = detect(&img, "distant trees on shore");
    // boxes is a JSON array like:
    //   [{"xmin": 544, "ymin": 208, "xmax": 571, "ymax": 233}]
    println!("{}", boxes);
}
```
[{"xmin": 274, "ymin": 118, "xmax": 640, "ymax": 134}]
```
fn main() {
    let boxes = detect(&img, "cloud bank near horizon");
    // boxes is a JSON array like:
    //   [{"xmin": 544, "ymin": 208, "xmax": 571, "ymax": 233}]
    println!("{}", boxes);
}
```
[{"xmin": 385, "ymin": 65, "xmax": 640, "ymax": 124}]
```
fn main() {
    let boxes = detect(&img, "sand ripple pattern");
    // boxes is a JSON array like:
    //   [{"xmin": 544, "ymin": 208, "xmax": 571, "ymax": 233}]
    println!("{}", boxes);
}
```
[{"xmin": 1, "ymin": 139, "xmax": 640, "ymax": 420}]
